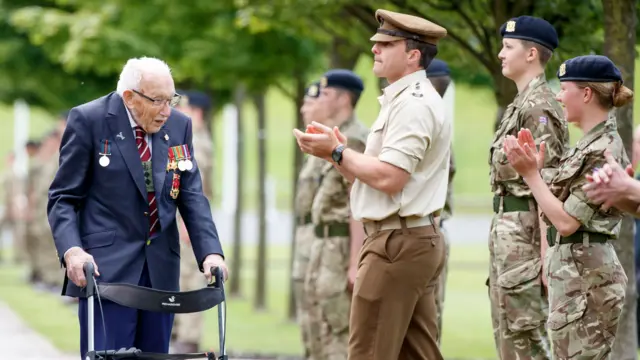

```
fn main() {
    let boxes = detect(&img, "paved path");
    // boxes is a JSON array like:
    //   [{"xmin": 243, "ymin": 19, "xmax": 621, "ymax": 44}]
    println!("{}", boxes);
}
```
[{"xmin": 0, "ymin": 301, "xmax": 77, "ymax": 360}]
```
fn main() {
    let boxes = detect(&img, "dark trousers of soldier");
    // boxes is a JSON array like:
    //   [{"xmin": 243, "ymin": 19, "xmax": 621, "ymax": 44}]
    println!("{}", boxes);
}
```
[{"xmin": 348, "ymin": 216, "xmax": 445, "ymax": 360}]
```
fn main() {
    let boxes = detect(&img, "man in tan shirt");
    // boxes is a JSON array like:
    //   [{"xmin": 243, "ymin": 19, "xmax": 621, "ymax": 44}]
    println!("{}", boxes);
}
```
[{"xmin": 293, "ymin": 9, "xmax": 451, "ymax": 360}]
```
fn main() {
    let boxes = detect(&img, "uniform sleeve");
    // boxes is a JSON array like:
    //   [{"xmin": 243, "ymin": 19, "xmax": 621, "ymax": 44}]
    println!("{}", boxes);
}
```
[
  {"xmin": 520, "ymin": 106, "xmax": 566, "ymax": 171},
  {"xmin": 379, "ymin": 101, "xmax": 434, "ymax": 174},
  {"xmin": 563, "ymin": 150, "xmax": 609, "ymax": 225}
]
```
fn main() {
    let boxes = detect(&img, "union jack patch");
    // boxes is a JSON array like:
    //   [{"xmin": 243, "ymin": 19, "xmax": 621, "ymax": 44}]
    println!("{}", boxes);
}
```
[{"xmin": 539, "ymin": 116, "xmax": 548, "ymax": 124}]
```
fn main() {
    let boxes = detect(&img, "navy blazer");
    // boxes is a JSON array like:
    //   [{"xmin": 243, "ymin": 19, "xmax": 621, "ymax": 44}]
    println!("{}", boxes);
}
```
[{"xmin": 47, "ymin": 91, "xmax": 223, "ymax": 297}]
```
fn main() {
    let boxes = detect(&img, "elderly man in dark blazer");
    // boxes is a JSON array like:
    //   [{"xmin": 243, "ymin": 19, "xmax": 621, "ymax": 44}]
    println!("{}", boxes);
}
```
[{"xmin": 47, "ymin": 56, "xmax": 228, "ymax": 358}]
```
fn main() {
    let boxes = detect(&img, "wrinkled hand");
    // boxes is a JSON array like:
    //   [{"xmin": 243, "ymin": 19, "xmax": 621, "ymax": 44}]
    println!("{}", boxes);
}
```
[
  {"xmin": 503, "ymin": 131, "xmax": 543, "ymax": 178},
  {"xmin": 292, "ymin": 121, "xmax": 345, "ymax": 160},
  {"xmin": 582, "ymin": 149, "xmax": 634, "ymax": 210},
  {"xmin": 64, "ymin": 247, "xmax": 100, "ymax": 288},
  {"xmin": 203, "ymin": 254, "xmax": 228, "ymax": 284}
]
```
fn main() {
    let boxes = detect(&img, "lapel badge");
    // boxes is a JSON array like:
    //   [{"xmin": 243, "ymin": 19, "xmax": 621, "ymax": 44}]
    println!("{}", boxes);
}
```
[
  {"xmin": 164, "ymin": 133, "xmax": 169, "ymax": 141},
  {"xmin": 116, "ymin": 132, "xmax": 125, "ymax": 140}
]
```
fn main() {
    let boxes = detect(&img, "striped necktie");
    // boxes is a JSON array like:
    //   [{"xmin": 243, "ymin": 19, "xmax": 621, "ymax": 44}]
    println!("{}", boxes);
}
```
[{"xmin": 134, "ymin": 126, "xmax": 159, "ymax": 238}]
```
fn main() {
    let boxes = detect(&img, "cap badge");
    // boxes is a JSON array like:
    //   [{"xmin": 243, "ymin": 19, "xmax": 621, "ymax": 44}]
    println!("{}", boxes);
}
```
[
  {"xmin": 505, "ymin": 20, "xmax": 516, "ymax": 32},
  {"xmin": 559, "ymin": 63, "xmax": 566, "ymax": 76},
  {"xmin": 308, "ymin": 84, "xmax": 318, "ymax": 97},
  {"xmin": 320, "ymin": 77, "xmax": 328, "ymax": 88}
]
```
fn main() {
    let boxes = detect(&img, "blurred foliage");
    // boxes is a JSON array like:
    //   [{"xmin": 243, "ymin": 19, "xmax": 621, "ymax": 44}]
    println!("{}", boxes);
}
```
[
  {"xmin": 0, "ymin": 0, "xmax": 115, "ymax": 113},
  {"xmin": 0, "ymin": 0, "xmax": 637, "ymax": 113}
]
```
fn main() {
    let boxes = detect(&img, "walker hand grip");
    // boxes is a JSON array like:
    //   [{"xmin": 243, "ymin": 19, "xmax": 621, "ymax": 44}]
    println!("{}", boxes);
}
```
[
  {"xmin": 210, "ymin": 267, "xmax": 223, "ymax": 289},
  {"xmin": 84, "ymin": 262, "xmax": 95, "ymax": 296}
]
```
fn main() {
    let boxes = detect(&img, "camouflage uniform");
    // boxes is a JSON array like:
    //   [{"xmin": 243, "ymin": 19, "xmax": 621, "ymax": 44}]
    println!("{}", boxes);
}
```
[
  {"xmin": 172, "ymin": 125, "xmax": 214, "ymax": 347},
  {"xmin": 304, "ymin": 117, "xmax": 368, "ymax": 360},
  {"xmin": 293, "ymin": 155, "xmax": 325, "ymax": 358},
  {"xmin": 33, "ymin": 149, "xmax": 63, "ymax": 288},
  {"xmin": 543, "ymin": 118, "xmax": 628, "ymax": 359},
  {"xmin": 488, "ymin": 73, "xmax": 569, "ymax": 359},
  {"xmin": 435, "ymin": 146, "xmax": 455, "ymax": 340},
  {"xmin": 24, "ymin": 158, "xmax": 42, "ymax": 283}
]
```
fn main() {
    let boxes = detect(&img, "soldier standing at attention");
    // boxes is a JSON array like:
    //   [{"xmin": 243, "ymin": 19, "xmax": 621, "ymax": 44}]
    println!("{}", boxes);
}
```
[
  {"xmin": 505, "ymin": 55, "xmax": 632, "ymax": 360},
  {"xmin": 294, "ymin": 9, "xmax": 451, "ymax": 360},
  {"xmin": 25, "ymin": 137, "xmax": 45, "ymax": 286},
  {"xmin": 37, "ymin": 126, "xmax": 67, "ymax": 292},
  {"xmin": 171, "ymin": 90, "xmax": 214, "ymax": 353},
  {"xmin": 487, "ymin": 16, "xmax": 569, "ymax": 360},
  {"xmin": 304, "ymin": 70, "xmax": 368, "ymax": 360},
  {"xmin": 425, "ymin": 58, "xmax": 456, "ymax": 342},
  {"xmin": 293, "ymin": 80, "xmax": 325, "ymax": 359}
]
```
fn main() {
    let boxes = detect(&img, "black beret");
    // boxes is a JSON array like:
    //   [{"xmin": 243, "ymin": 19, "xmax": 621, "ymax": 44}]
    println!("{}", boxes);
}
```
[
  {"xmin": 557, "ymin": 55, "xmax": 623, "ymax": 83},
  {"xmin": 305, "ymin": 81, "xmax": 321, "ymax": 98},
  {"xmin": 320, "ymin": 69, "xmax": 364, "ymax": 95},
  {"xmin": 178, "ymin": 90, "xmax": 211, "ymax": 111},
  {"xmin": 500, "ymin": 16, "xmax": 558, "ymax": 51},
  {"xmin": 426, "ymin": 59, "xmax": 450, "ymax": 77}
]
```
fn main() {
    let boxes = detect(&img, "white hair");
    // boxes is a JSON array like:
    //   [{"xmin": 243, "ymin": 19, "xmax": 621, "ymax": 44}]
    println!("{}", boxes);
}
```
[{"xmin": 116, "ymin": 57, "xmax": 173, "ymax": 96}]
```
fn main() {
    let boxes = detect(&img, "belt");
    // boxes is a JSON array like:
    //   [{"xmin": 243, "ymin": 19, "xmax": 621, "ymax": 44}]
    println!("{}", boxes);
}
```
[
  {"xmin": 547, "ymin": 226, "xmax": 610, "ymax": 246},
  {"xmin": 363, "ymin": 213, "xmax": 437, "ymax": 236},
  {"xmin": 314, "ymin": 222, "xmax": 350, "ymax": 238},
  {"xmin": 296, "ymin": 213, "xmax": 312, "ymax": 226},
  {"xmin": 493, "ymin": 195, "xmax": 533, "ymax": 213}
]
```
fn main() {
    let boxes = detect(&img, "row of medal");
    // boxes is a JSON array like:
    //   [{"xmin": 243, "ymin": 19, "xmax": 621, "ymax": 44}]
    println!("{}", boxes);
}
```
[{"xmin": 168, "ymin": 145, "xmax": 193, "ymax": 199}]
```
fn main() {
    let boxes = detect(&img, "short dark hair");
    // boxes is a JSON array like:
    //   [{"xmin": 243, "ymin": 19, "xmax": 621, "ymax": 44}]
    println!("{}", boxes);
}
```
[
  {"xmin": 520, "ymin": 40, "xmax": 553, "ymax": 66},
  {"xmin": 405, "ymin": 39, "xmax": 438, "ymax": 70}
]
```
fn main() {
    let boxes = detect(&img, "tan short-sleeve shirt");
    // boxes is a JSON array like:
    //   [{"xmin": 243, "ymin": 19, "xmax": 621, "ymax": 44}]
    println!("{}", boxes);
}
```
[{"xmin": 350, "ymin": 70, "xmax": 452, "ymax": 221}]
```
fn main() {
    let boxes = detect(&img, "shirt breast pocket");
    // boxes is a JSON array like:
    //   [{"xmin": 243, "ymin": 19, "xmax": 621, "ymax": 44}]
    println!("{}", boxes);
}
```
[{"xmin": 365, "ymin": 119, "xmax": 386, "ymax": 156}]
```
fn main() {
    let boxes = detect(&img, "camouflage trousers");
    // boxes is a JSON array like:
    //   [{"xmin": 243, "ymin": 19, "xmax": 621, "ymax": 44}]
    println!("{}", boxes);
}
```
[
  {"xmin": 304, "ymin": 233, "xmax": 351, "ymax": 360},
  {"xmin": 434, "ymin": 222, "xmax": 450, "ymax": 344},
  {"xmin": 488, "ymin": 208, "xmax": 551, "ymax": 360},
  {"xmin": 172, "ymin": 240, "xmax": 206, "ymax": 345},
  {"xmin": 292, "ymin": 223, "xmax": 316, "ymax": 358},
  {"xmin": 30, "ymin": 224, "xmax": 63, "ymax": 287},
  {"xmin": 545, "ymin": 241, "xmax": 627, "ymax": 359}
]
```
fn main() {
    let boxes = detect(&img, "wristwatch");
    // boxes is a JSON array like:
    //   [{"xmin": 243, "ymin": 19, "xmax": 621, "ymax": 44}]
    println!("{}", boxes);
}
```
[{"xmin": 332, "ymin": 144, "xmax": 346, "ymax": 165}]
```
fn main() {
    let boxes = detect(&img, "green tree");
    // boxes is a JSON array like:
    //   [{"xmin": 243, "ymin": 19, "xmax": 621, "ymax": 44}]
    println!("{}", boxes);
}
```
[
  {"xmin": 0, "ymin": 0, "xmax": 114, "ymax": 113},
  {"xmin": 602, "ymin": 0, "xmax": 638, "ymax": 357},
  {"xmin": 243, "ymin": 0, "xmax": 607, "ymax": 128}
]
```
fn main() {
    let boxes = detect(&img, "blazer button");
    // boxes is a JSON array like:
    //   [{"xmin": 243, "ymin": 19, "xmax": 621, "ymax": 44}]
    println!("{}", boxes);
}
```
[{"xmin": 144, "ymin": 212, "xmax": 149, "ymax": 216}]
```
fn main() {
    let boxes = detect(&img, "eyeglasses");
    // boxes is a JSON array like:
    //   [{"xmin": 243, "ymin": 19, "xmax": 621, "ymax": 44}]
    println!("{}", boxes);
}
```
[{"xmin": 132, "ymin": 89, "xmax": 181, "ymax": 107}]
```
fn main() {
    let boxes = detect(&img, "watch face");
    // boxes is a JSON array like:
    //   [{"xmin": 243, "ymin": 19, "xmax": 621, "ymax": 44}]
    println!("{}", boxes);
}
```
[{"xmin": 332, "ymin": 145, "xmax": 343, "ymax": 162}]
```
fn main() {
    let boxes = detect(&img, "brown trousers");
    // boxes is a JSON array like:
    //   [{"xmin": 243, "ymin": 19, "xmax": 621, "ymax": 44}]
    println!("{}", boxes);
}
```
[{"xmin": 348, "ymin": 220, "xmax": 446, "ymax": 360}]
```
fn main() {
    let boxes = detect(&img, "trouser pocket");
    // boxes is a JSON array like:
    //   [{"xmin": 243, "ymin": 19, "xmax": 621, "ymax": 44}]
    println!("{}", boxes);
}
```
[{"xmin": 496, "ymin": 257, "xmax": 547, "ymax": 332}]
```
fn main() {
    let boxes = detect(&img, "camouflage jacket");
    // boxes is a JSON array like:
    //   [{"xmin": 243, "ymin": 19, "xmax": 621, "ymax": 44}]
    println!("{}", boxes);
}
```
[
  {"xmin": 489, "ymin": 74, "xmax": 569, "ymax": 197},
  {"xmin": 543, "ymin": 118, "xmax": 628, "ymax": 237},
  {"xmin": 295, "ymin": 155, "xmax": 325, "ymax": 222},
  {"xmin": 311, "ymin": 117, "xmax": 369, "ymax": 225},
  {"xmin": 32, "ymin": 151, "xmax": 59, "ymax": 235},
  {"xmin": 192, "ymin": 126, "xmax": 214, "ymax": 202}
]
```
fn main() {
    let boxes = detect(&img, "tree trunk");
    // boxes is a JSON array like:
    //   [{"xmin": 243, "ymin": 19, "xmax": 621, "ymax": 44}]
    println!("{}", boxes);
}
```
[
  {"xmin": 254, "ymin": 91, "xmax": 268, "ymax": 311},
  {"xmin": 602, "ymin": 0, "xmax": 638, "ymax": 358},
  {"xmin": 288, "ymin": 72, "xmax": 307, "ymax": 320},
  {"xmin": 230, "ymin": 84, "xmax": 246, "ymax": 297},
  {"xmin": 329, "ymin": 34, "xmax": 362, "ymax": 70}
]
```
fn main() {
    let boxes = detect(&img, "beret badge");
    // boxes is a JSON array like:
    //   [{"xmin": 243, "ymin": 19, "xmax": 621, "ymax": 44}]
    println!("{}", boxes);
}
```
[{"xmin": 505, "ymin": 20, "xmax": 516, "ymax": 32}]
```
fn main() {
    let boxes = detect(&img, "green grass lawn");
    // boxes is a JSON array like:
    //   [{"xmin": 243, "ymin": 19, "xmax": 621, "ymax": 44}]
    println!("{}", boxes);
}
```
[{"xmin": 0, "ymin": 243, "xmax": 497, "ymax": 359}]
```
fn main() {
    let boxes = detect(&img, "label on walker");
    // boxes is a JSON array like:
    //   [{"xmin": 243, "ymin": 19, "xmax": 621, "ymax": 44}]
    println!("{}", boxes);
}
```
[{"xmin": 161, "ymin": 295, "xmax": 181, "ymax": 308}]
